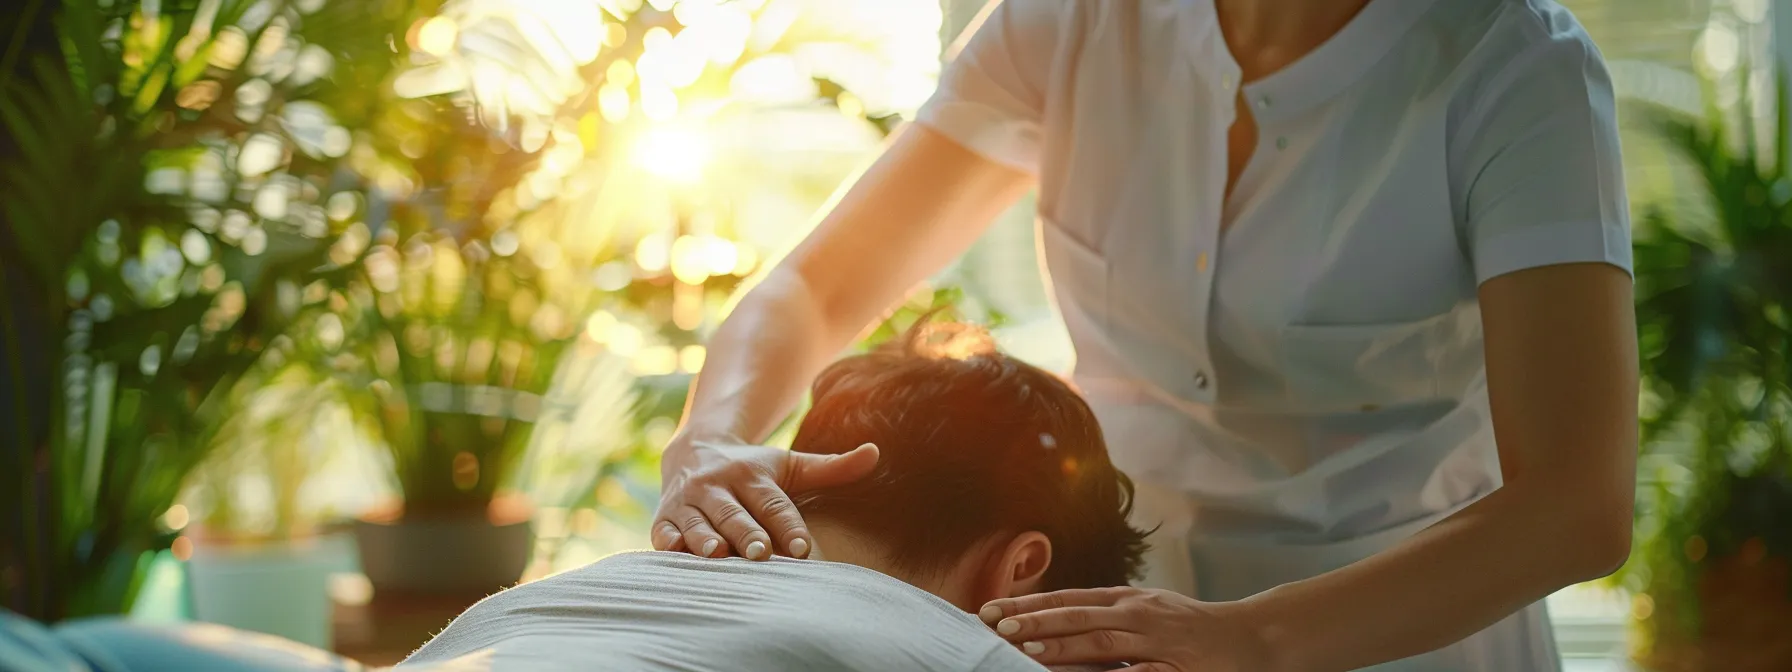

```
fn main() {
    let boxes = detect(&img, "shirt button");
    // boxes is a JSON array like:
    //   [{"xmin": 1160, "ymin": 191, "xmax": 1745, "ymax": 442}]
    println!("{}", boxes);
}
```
[
  {"xmin": 1221, "ymin": 75, "xmax": 1235, "ymax": 90},
  {"xmin": 1193, "ymin": 371, "xmax": 1210, "ymax": 390},
  {"xmin": 1256, "ymin": 95, "xmax": 1272, "ymax": 109},
  {"xmin": 1196, "ymin": 252, "xmax": 1209, "ymax": 272},
  {"xmin": 1275, "ymin": 136, "xmax": 1289, "ymax": 150}
]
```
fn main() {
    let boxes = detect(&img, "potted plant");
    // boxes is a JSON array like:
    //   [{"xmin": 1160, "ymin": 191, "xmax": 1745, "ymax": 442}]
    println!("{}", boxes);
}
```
[
  {"xmin": 0, "ymin": 0, "xmax": 396, "ymax": 621},
  {"xmin": 333, "ymin": 0, "xmax": 951, "ymax": 598},
  {"xmin": 1615, "ymin": 74, "xmax": 1792, "ymax": 670},
  {"xmin": 333, "ymin": 0, "xmax": 701, "ymax": 598},
  {"xmin": 179, "ymin": 354, "xmax": 371, "ymax": 649},
  {"xmin": 348, "ymin": 233, "xmax": 580, "ymax": 598}
]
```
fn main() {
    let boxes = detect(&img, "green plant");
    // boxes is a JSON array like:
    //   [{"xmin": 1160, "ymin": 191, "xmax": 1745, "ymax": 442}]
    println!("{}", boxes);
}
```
[
  {"xmin": 0, "ymin": 0, "xmax": 402, "ymax": 620},
  {"xmin": 315, "ymin": 65, "xmax": 586, "ymax": 517},
  {"xmin": 359, "ymin": 234, "xmax": 583, "ymax": 515},
  {"xmin": 331, "ymin": 0, "xmax": 941, "ymax": 520},
  {"xmin": 1615, "ymin": 72, "xmax": 1792, "ymax": 665},
  {"xmin": 184, "ymin": 349, "xmax": 374, "ymax": 541}
]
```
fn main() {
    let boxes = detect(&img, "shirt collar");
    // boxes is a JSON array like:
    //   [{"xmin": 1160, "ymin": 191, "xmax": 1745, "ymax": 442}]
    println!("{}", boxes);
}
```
[{"xmin": 1179, "ymin": 0, "xmax": 1440, "ymax": 122}]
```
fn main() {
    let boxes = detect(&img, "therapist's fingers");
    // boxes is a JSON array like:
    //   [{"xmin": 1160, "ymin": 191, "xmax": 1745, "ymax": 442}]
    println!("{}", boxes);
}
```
[
  {"xmin": 1014, "ymin": 629, "xmax": 1152, "ymax": 666},
  {"xmin": 980, "ymin": 587, "xmax": 1129, "ymax": 624},
  {"xmin": 989, "ymin": 607, "xmax": 1132, "ymax": 641},
  {"xmin": 738, "ymin": 481, "xmax": 813, "ymax": 558},
  {"xmin": 667, "ymin": 505, "xmax": 728, "ymax": 558},
  {"xmin": 784, "ymin": 443, "xmax": 880, "ymax": 492},
  {"xmin": 695, "ymin": 486, "xmax": 774, "ymax": 560},
  {"xmin": 650, "ymin": 520, "xmax": 685, "ymax": 552}
]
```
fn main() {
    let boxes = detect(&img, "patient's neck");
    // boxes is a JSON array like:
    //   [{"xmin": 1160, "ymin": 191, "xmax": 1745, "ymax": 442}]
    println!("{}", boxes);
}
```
[
  {"xmin": 805, "ymin": 520, "xmax": 897, "ymax": 573},
  {"xmin": 805, "ymin": 520, "xmax": 964, "ymax": 604}
]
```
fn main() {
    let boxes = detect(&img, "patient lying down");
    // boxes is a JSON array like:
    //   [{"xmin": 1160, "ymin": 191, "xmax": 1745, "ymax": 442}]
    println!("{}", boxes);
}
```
[{"xmin": 401, "ymin": 321, "xmax": 1151, "ymax": 672}]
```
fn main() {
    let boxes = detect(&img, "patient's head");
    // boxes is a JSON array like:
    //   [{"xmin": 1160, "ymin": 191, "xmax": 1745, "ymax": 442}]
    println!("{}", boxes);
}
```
[{"xmin": 790, "ymin": 319, "xmax": 1148, "ymax": 611}]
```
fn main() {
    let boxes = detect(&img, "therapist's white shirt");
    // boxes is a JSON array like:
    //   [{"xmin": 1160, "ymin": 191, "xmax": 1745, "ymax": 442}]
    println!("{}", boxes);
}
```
[{"xmin": 917, "ymin": 0, "xmax": 1630, "ymax": 610}]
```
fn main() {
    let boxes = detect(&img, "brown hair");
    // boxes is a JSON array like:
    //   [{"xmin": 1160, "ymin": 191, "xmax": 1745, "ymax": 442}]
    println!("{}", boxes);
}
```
[{"xmin": 790, "ymin": 319, "xmax": 1148, "ymax": 590}]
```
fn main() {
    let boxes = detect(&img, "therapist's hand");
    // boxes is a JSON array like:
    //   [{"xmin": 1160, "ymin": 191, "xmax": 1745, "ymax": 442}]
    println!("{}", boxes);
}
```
[
  {"xmin": 980, "ymin": 587, "xmax": 1281, "ymax": 672},
  {"xmin": 652, "ymin": 435, "xmax": 879, "ymax": 560}
]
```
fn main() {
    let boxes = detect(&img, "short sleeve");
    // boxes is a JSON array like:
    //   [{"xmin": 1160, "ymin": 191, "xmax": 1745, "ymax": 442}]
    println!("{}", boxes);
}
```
[
  {"xmin": 1453, "ymin": 29, "xmax": 1633, "ymax": 286},
  {"xmin": 914, "ymin": 0, "xmax": 1067, "ymax": 174}
]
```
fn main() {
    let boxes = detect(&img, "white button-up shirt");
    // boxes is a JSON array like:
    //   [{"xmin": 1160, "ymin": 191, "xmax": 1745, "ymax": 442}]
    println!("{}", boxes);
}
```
[{"xmin": 917, "ymin": 0, "xmax": 1631, "ymax": 558}]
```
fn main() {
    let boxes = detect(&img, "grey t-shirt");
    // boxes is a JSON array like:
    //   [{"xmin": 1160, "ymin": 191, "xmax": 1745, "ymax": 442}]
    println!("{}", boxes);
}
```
[{"xmin": 401, "ymin": 551, "xmax": 1048, "ymax": 672}]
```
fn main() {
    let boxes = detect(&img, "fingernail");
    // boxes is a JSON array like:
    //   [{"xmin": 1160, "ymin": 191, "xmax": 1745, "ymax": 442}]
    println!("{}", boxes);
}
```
[
  {"xmin": 700, "ymin": 539, "xmax": 719, "ymax": 557},
  {"xmin": 789, "ymin": 537, "xmax": 810, "ymax": 558},
  {"xmin": 978, "ymin": 605, "xmax": 1002, "ymax": 623},
  {"xmin": 997, "ymin": 619, "xmax": 1021, "ymax": 636},
  {"xmin": 746, "ymin": 540, "xmax": 767, "ymax": 559},
  {"xmin": 1023, "ymin": 642, "xmax": 1044, "ymax": 656}
]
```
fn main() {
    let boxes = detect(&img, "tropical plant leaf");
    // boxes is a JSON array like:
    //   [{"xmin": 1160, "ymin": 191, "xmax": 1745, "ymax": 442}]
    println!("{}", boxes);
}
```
[{"xmin": 1621, "ymin": 68, "xmax": 1792, "ymax": 644}]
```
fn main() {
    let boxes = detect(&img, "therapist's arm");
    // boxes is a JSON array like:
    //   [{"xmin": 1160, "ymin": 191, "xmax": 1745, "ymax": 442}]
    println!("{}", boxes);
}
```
[
  {"xmin": 1240, "ymin": 261, "xmax": 1639, "ymax": 671},
  {"xmin": 651, "ymin": 124, "xmax": 1035, "ymax": 559},
  {"xmin": 980, "ymin": 262, "xmax": 1637, "ymax": 672}
]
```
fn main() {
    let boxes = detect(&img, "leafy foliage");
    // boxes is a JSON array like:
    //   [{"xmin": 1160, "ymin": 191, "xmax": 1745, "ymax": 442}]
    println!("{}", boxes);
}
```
[
  {"xmin": 1616, "ymin": 73, "xmax": 1792, "ymax": 654},
  {"xmin": 3, "ymin": 0, "xmax": 950, "ymax": 614},
  {"xmin": 0, "ymin": 0, "xmax": 402, "ymax": 620},
  {"xmin": 355, "ymin": 234, "xmax": 582, "ymax": 514},
  {"xmin": 340, "ymin": 0, "xmax": 935, "ymax": 519}
]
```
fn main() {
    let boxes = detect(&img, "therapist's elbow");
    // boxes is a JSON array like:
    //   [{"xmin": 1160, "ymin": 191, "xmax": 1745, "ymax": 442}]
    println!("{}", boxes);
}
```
[
  {"xmin": 1574, "ymin": 517, "xmax": 1633, "ymax": 582},
  {"xmin": 1515, "ymin": 466, "xmax": 1634, "ymax": 583},
  {"xmin": 1563, "ymin": 490, "xmax": 1635, "ymax": 583}
]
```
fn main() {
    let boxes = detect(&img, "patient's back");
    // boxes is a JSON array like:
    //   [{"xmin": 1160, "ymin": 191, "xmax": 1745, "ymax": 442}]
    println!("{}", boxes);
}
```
[{"xmin": 400, "ymin": 551, "xmax": 1045, "ymax": 672}]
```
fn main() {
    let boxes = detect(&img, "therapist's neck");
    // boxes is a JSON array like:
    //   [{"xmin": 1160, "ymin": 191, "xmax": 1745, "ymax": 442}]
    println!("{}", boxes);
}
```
[{"xmin": 1213, "ymin": 0, "xmax": 1373, "ymax": 78}]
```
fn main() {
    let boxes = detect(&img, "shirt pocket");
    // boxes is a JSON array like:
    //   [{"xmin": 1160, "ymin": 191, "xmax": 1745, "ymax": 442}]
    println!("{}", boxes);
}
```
[
  {"xmin": 1278, "ymin": 310, "xmax": 1478, "ymax": 411},
  {"xmin": 1037, "ymin": 215, "xmax": 1111, "ymax": 354}
]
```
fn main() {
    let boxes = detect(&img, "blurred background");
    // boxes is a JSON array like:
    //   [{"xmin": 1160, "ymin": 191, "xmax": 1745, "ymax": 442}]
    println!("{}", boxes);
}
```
[{"xmin": 2, "ymin": 0, "xmax": 1790, "ymax": 669}]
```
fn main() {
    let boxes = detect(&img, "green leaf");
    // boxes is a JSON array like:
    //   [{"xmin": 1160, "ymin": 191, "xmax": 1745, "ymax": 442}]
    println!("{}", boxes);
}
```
[
  {"xmin": 130, "ymin": 63, "xmax": 172, "ymax": 116},
  {"xmin": 52, "ymin": 0, "xmax": 112, "ymax": 98},
  {"xmin": 0, "ymin": 168, "xmax": 64, "ymax": 286}
]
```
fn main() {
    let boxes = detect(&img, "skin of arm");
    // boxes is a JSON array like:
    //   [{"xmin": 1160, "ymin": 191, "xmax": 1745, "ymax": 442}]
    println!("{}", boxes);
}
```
[
  {"xmin": 980, "ymin": 264, "xmax": 1639, "ymax": 672},
  {"xmin": 1234, "ymin": 262, "xmax": 1640, "ymax": 671},
  {"xmin": 653, "ymin": 124, "xmax": 1035, "ymax": 558}
]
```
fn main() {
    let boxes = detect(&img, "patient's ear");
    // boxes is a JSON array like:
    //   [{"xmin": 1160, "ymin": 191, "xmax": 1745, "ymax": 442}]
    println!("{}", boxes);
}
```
[{"xmin": 991, "ymin": 531, "xmax": 1052, "ymax": 597}]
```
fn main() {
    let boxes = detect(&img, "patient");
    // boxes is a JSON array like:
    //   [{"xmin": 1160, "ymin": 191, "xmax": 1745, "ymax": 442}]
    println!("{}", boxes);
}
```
[{"xmin": 401, "ymin": 320, "xmax": 1150, "ymax": 671}]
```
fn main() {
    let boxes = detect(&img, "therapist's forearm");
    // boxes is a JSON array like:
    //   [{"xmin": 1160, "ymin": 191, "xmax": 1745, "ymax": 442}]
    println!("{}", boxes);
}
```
[
  {"xmin": 1237, "ymin": 475, "xmax": 1629, "ymax": 672},
  {"xmin": 1238, "ymin": 263, "xmax": 1639, "ymax": 672},
  {"xmin": 665, "ymin": 124, "xmax": 1034, "ymax": 465},
  {"xmin": 667, "ymin": 271, "xmax": 860, "ymax": 454}
]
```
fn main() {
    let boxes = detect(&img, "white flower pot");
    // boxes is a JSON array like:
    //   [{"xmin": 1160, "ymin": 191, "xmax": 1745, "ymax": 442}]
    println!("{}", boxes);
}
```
[{"xmin": 185, "ymin": 535, "xmax": 340, "ymax": 649}]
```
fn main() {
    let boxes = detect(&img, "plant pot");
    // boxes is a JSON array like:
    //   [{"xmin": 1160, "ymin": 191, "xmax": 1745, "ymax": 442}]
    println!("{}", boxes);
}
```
[
  {"xmin": 352, "ymin": 495, "xmax": 534, "ymax": 599},
  {"xmin": 185, "ymin": 533, "xmax": 342, "ymax": 649},
  {"xmin": 1634, "ymin": 545, "xmax": 1792, "ymax": 671}
]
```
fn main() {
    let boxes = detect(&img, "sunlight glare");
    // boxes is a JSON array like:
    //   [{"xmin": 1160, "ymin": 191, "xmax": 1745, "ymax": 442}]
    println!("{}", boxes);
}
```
[
  {"xmin": 670, "ymin": 235, "xmax": 708, "ymax": 284},
  {"xmin": 634, "ymin": 233, "xmax": 672, "ymax": 273},
  {"xmin": 633, "ymin": 125, "xmax": 710, "ymax": 183},
  {"xmin": 701, "ymin": 235, "xmax": 737, "ymax": 275},
  {"xmin": 640, "ymin": 85, "xmax": 679, "ymax": 120},
  {"xmin": 598, "ymin": 84, "xmax": 632, "ymax": 123},
  {"xmin": 732, "ymin": 245, "xmax": 758, "ymax": 276},
  {"xmin": 585, "ymin": 311, "xmax": 618, "ymax": 343},
  {"xmin": 417, "ymin": 17, "xmax": 460, "ymax": 57},
  {"xmin": 680, "ymin": 345, "xmax": 707, "ymax": 372},
  {"xmin": 606, "ymin": 60, "xmax": 636, "ymax": 88}
]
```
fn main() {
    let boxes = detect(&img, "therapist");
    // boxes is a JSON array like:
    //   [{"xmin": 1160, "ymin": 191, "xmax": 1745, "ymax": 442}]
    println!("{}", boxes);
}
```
[{"xmin": 651, "ymin": 0, "xmax": 1639, "ymax": 670}]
